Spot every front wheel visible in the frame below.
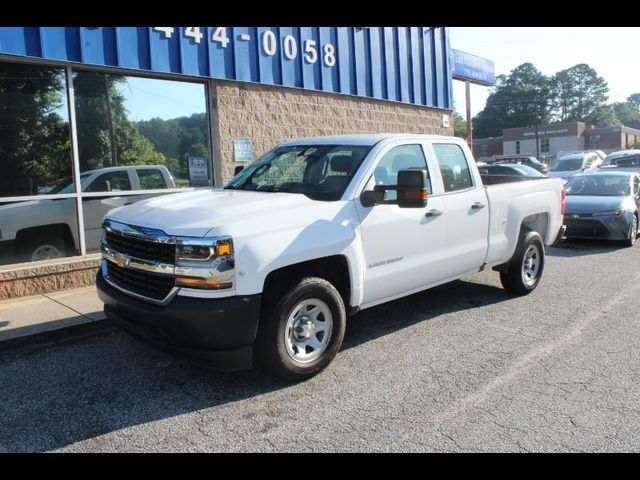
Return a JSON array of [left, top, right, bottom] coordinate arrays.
[[500, 230, 545, 295], [256, 277, 346, 381]]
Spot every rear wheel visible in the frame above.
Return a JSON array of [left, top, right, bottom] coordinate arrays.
[[500, 230, 545, 295], [20, 233, 67, 262], [623, 214, 638, 247], [256, 277, 346, 381]]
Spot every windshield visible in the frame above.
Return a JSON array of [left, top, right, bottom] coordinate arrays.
[[47, 173, 91, 194], [550, 157, 583, 172], [224, 144, 372, 201], [565, 175, 631, 197]]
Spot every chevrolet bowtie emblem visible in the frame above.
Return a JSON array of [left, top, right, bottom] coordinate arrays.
[[114, 255, 129, 267]]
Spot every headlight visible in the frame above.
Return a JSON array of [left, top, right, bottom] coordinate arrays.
[[175, 237, 235, 290], [592, 209, 623, 218]]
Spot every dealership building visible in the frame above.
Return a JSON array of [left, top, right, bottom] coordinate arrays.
[[474, 122, 640, 162], [0, 26, 456, 298]]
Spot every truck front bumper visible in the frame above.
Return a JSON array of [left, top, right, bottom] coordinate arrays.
[[96, 269, 261, 372]]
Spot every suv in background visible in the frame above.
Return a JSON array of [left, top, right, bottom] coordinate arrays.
[[602, 149, 640, 166], [493, 155, 549, 174], [548, 152, 602, 181]]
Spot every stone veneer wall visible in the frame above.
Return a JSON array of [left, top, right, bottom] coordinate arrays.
[[212, 80, 453, 184], [0, 255, 101, 300]]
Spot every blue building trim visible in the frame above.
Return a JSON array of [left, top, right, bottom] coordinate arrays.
[[0, 26, 452, 109]]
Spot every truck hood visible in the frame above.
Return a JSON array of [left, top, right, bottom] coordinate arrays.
[[106, 188, 345, 237]]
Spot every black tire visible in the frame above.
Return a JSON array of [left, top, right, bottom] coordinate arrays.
[[623, 214, 638, 247], [256, 277, 346, 382], [19, 232, 67, 262], [500, 230, 545, 296]]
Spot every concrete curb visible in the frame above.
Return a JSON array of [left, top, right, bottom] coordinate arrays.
[[0, 319, 116, 358]]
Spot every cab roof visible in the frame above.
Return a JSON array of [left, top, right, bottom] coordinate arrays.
[[280, 133, 458, 147]]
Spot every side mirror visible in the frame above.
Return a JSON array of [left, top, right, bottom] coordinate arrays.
[[234, 166, 245, 176], [360, 189, 385, 208], [397, 169, 429, 208]]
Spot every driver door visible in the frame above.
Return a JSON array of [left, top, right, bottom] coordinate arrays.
[[355, 143, 446, 307]]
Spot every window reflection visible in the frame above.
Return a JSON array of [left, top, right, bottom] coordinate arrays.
[[0, 199, 79, 265], [0, 61, 72, 197]]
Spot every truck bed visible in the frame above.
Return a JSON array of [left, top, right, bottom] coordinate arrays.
[[482, 176, 564, 267]]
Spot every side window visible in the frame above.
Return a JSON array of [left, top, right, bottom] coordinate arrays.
[[138, 169, 167, 190], [433, 144, 474, 192], [367, 144, 431, 201], [85, 171, 131, 193]]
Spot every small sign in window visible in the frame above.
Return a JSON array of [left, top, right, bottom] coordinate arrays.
[[234, 140, 254, 162], [188, 156, 209, 187]]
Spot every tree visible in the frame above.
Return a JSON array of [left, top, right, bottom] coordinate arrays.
[[472, 63, 552, 138], [612, 102, 640, 129], [73, 71, 167, 172], [453, 111, 467, 139], [0, 62, 71, 196], [584, 104, 620, 128], [628, 93, 640, 111], [551, 64, 608, 122]]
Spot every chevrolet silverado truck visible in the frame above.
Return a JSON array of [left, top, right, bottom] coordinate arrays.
[[97, 134, 566, 381]]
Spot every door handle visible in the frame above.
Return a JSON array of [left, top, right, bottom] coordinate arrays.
[[471, 202, 486, 209], [425, 209, 443, 217]]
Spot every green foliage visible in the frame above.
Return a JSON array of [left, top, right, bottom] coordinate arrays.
[[627, 93, 640, 111], [551, 64, 608, 121], [136, 113, 209, 180], [473, 63, 552, 138], [584, 104, 620, 128], [453, 111, 467, 138], [0, 62, 71, 195]]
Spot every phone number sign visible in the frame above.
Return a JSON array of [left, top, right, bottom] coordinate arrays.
[[0, 27, 453, 109]]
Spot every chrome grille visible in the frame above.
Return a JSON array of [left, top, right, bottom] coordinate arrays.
[[105, 230, 175, 264], [106, 261, 175, 301]]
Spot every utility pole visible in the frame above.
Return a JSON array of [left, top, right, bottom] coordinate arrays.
[[534, 93, 540, 160], [465, 81, 473, 151]]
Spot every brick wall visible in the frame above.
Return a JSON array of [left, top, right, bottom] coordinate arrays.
[[212, 80, 453, 184]]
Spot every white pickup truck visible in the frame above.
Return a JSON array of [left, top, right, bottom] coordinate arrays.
[[97, 134, 566, 380], [0, 165, 175, 263]]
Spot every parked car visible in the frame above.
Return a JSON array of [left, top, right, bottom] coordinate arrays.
[[97, 133, 565, 381], [601, 149, 640, 166], [478, 164, 546, 178], [492, 156, 549, 174], [0, 165, 176, 263], [563, 171, 640, 246], [548, 152, 601, 181]]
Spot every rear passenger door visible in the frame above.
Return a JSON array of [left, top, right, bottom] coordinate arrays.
[[430, 143, 489, 277]]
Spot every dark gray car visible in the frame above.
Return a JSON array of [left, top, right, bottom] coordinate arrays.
[[564, 172, 640, 247]]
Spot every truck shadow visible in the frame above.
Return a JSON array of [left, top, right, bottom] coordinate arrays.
[[0, 278, 510, 452], [547, 239, 627, 257]]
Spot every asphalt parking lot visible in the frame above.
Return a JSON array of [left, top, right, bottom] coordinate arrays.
[[1, 239, 639, 452]]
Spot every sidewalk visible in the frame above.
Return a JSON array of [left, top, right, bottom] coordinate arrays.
[[0, 286, 107, 345]]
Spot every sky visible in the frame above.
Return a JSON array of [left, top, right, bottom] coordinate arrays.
[[449, 27, 640, 119]]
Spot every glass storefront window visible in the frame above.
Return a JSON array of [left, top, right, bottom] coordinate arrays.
[[0, 61, 72, 197], [0, 60, 212, 267], [72, 71, 210, 188]]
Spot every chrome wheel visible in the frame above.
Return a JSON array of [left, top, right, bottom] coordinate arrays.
[[284, 298, 333, 364], [521, 244, 541, 287], [31, 244, 64, 262]]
